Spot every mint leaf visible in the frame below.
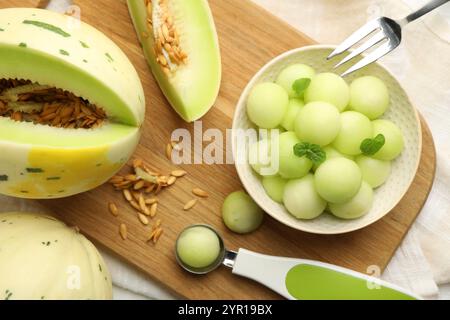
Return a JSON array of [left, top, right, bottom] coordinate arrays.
[[292, 78, 311, 96], [360, 134, 385, 155], [293, 142, 326, 165]]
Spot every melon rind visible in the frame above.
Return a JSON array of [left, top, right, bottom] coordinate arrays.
[[127, 0, 221, 122], [0, 212, 112, 300], [0, 122, 140, 199]]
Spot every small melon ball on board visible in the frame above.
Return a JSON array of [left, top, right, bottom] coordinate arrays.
[[177, 226, 221, 269], [222, 191, 264, 234], [313, 146, 354, 171], [314, 158, 362, 204], [294, 101, 341, 146], [355, 155, 391, 188], [248, 139, 274, 176], [372, 119, 404, 160], [333, 111, 373, 156], [349, 76, 390, 119], [246, 82, 288, 128], [275, 64, 316, 98], [278, 132, 313, 179], [283, 174, 327, 220], [262, 175, 288, 203], [305, 72, 350, 111], [329, 182, 374, 219], [280, 98, 304, 131]]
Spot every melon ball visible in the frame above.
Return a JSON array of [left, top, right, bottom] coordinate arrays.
[[372, 119, 404, 160], [248, 139, 274, 176], [283, 174, 327, 219], [278, 132, 313, 179], [262, 175, 288, 203], [246, 82, 289, 129], [333, 111, 373, 156], [314, 158, 362, 204], [222, 191, 264, 234], [280, 98, 304, 131], [313, 146, 354, 171], [305, 72, 350, 111], [294, 101, 341, 146], [275, 64, 316, 98], [355, 155, 391, 188], [177, 226, 221, 269], [349, 76, 389, 119], [329, 182, 374, 219]]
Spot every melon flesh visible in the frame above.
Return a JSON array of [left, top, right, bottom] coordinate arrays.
[[128, 0, 221, 122], [0, 8, 145, 199]]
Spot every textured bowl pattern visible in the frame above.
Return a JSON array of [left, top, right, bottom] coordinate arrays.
[[232, 45, 422, 234]]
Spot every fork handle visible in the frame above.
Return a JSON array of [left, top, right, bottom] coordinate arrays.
[[402, 0, 449, 25]]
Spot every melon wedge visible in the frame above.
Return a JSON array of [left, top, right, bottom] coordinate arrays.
[[0, 8, 145, 199], [127, 0, 221, 122]]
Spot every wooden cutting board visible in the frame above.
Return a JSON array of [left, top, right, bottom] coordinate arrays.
[[1, 0, 436, 299]]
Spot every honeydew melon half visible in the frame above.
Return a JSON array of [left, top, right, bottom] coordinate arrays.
[[0, 8, 145, 199], [127, 0, 221, 122]]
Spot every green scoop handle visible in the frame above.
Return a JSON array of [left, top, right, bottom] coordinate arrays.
[[231, 249, 420, 300]]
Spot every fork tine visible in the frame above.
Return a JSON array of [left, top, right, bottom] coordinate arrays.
[[340, 41, 393, 77], [327, 19, 380, 60], [334, 32, 386, 69]]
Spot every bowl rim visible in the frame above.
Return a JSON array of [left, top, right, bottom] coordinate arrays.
[[231, 44, 423, 235]]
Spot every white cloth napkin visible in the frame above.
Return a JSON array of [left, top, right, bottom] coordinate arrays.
[[1, 0, 449, 300]]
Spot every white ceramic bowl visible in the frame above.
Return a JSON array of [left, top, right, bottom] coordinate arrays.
[[232, 45, 422, 234]]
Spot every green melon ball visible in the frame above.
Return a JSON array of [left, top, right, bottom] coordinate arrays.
[[222, 191, 264, 234], [294, 101, 341, 146], [305, 72, 350, 111], [247, 82, 289, 128], [283, 174, 327, 219], [349, 76, 390, 120], [177, 226, 221, 269], [314, 158, 362, 204], [278, 132, 313, 179], [248, 139, 274, 176], [372, 119, 404, 160], [333, 111, 373, 156], [275, 64, 316, 98], [329, 182, 373, 219], [355, 155, 391, 188], [313, 146, 354, 171], [280, 98, 304, 131], [262, 175, 288, 203]]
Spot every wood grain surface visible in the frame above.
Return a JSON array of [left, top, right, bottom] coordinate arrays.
[[0, 0, 436, 299]]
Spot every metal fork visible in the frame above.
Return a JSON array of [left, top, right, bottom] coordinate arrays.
[[328, 0, 450, 77]]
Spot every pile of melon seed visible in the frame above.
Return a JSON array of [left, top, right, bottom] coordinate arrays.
[[108, 147, 209, 244], [144, 0, 188, 76]]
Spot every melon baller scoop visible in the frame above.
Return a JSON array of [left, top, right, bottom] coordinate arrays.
[[175, 224, 421, 300]]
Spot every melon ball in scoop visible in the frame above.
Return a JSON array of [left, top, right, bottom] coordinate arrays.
[[177, 226, 221, 269]]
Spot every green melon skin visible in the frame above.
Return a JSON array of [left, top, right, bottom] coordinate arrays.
[[0, 8, 145, 199], [127, 0, 221, 122]]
